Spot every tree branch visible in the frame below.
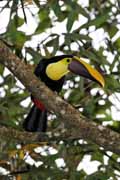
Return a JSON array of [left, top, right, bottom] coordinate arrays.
[[0, 40, 120, 154]]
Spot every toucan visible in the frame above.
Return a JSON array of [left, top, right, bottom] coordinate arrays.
[[23, 55, 105, 132]]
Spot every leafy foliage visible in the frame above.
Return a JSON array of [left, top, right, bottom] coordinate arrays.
[[0, 0, 120, 179]]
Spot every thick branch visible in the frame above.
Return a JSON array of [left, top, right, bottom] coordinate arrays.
[[0, 40, 120, 154], [0, 126, 40, 143], [0, 125, 90, 144]]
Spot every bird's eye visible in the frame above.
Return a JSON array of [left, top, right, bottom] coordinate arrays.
[[66, 59, 71, 63]]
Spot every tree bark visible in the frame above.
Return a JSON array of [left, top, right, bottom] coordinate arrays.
[[0, 40, 120, 154]]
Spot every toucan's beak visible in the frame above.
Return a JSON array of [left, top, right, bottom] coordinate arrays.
[[68, 56, 105, 87]]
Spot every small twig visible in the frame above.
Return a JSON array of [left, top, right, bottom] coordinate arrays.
[[20, 0, 27, 23]]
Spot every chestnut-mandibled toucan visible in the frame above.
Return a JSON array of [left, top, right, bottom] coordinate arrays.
[[23, 55, 105, 132]]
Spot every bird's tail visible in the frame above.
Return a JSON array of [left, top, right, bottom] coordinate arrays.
[[23, 105, 47, 132]]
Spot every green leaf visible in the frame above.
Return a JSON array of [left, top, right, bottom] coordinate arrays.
[[25, 47, 42, 64], [68, 33, 91, 41], [51, 1, 62, 20], [17, 17, 24, 27], [35, 17, 51, 34], [5, 19, 28, 48], [38, 8, 49, 21], [106, 24, 118, 38], [77, 4, 89, 18], [86, 171, 110, 180], [0, 65, 4, 75], [46, 37, 58, 47], [91, 150, 103, 163], [105, 75, 120, 91], [67, 12, 76, 32], [113, 37, 120, 48], [81, 10, 110, 29], [46, 36, 59, 55]]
